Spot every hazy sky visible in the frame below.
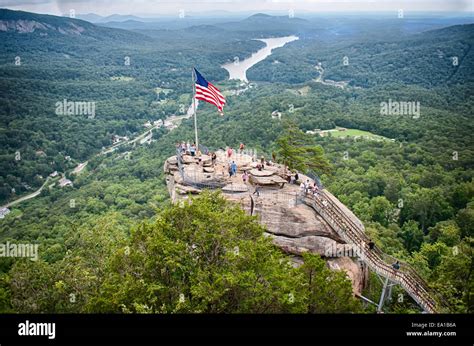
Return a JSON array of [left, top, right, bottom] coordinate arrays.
[[0, 0, 472, 17]]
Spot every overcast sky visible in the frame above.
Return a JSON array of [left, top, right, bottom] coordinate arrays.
[[0, 0, 472, 17]]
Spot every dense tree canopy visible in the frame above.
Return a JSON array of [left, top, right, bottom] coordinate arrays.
[[3, 192, 361, 314]]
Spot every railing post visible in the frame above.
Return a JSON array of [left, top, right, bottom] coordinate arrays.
[[377, 277, 390, 313]]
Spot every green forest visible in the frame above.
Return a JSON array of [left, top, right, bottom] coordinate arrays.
[[0, 9, 472, 314]]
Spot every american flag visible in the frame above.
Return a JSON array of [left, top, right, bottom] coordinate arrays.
[[194, 68, 226, 113]]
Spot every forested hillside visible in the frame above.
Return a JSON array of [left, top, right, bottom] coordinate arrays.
[[0, 9, 472, 313], [0, 9, 264, 202]]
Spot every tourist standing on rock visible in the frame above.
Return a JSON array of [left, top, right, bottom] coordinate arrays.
[[239, 143, 245, 153], [253, 184, 260, 197], [300, 182, 306, 194], [231, 161, 237, 177], [242, 170, 249, 183], [294, 172, 299, 183], [227, 147, 233, 158], [211, 152, 217, 166], [190, 143, 196, 157], [290, 174, 295, 184], [312, 183, 319, 196]]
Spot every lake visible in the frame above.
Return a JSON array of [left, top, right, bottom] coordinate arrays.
[[221, 35, 299, 82]]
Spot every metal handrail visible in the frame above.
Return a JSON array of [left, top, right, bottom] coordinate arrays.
[[175, 147, 225, 190], [301, 191, 443, 313], [303, 195, 432, 311], [313, 190, 448, 310], [314, 190, 424, 279], [306, 170, 324, 189]]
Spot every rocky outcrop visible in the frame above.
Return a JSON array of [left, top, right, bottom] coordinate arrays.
[[164, 149, 368, 294], [0, 20, 86, 35]]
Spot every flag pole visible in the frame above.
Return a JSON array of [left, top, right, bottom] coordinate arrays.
[[192, 68, 199, 150]]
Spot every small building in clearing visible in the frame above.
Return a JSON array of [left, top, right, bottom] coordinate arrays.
[[59, 178, 73, 188], [0, 207, 11, 219]]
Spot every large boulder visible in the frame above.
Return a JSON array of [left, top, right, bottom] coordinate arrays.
[[163, 150, 367, 294], [249, 169, 274, 177], [249, 174, 287, 186]]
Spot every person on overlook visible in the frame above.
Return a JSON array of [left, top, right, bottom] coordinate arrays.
[[253, 184, 260, 197], [231, 161, 237, 177], [227, 147, 233, 158], [294, 172, 299, 183], [239, 143, 245, 153], [211, 152, 217, 166], [186, 141, 191, 154], [312, 183, 319, 196], [242, 170, 249, 183], [300, 182, 306, 194], [190, 143, 196, 157], [197, 147, 203, 164]]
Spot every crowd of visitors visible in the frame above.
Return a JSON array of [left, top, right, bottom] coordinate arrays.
[[297, 179, 320, 196], [176, 141, 324, 201], [176, 141, 199, 157]]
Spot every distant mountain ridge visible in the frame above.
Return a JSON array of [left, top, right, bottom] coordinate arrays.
[[0, 9, 95, 35], [0, 9, 150, 42]]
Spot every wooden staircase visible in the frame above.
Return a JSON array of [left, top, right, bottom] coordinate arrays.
[[302, 190, 446, 313]]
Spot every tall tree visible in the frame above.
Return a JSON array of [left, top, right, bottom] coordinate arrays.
[[276, 121, 331, 174]]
